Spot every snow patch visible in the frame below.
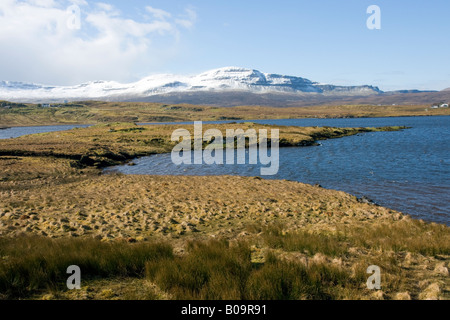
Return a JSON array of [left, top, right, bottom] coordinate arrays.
[[0, 67, 382, 102]]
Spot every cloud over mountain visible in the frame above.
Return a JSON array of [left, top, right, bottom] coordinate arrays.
[[0, 0, 196, 85]]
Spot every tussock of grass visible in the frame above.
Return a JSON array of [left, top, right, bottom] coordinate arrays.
[[0, 236, 173, 298], [342, 219, 450, 256], [259, 221, 450, 299], [263, 219, 450, 257], [146, 240, 252, 300], [246, 252, 355, 300], [146, 240, 360, 300], [263, 224, 348, 257], [1, 233, 448, 300]]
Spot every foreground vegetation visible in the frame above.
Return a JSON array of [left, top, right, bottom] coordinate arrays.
[[1, 100, 449, 127], [0, 123, 448, 300], [1, 220, 448, 300]]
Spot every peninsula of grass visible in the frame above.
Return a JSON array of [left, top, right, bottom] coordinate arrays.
[[0, 122, 408, 168]]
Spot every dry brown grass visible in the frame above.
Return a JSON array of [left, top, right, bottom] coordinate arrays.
[[0, 235, 173, 299], [1, 156, 448, 300], [2, 233, 448, 300], [0, 123, 448, 300], [0, 170, 402, 240]]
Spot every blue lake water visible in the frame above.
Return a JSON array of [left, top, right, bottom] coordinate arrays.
[[0, 124, 91, 139], [107, 116, 450, 225]]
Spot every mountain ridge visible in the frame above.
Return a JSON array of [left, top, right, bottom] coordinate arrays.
[[0, 67, 382, 102], [1, 67, 448, 107]]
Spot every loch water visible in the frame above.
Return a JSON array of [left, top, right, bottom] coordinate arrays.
[[106, 116, 450, 225]]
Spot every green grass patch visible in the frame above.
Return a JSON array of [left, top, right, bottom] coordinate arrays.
[[262, 219, 450, 257], [262, 224, 348, 257], [146, 240, 252, 300], [342, 219, 450, 256], [0, 236, 173, 298], [146, 240, 359, 300], [2, 231, 444, 300]]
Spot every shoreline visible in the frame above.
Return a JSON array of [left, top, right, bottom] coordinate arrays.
[[1, 101, 450, 128], [1, 171, 448, 300], [3, 122, 445, 227], [0, 123, 409, 167], [0, 121, 448, 300], [1, 113, 450, 129]]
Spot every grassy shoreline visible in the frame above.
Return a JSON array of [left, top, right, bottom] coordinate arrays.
[[0, 123, 448, 300], [0, 122, 408, 168]]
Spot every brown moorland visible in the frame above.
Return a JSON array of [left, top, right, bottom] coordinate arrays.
[[1, 100, 450, 127], [0, 123, 448, 300]]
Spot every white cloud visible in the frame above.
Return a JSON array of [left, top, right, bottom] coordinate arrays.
[[146, 6, 171, 20], [0, 0, 196, 85], [176, 8, 197, 29], [95, 2, 117, 14], [27, 0, 57, 7]]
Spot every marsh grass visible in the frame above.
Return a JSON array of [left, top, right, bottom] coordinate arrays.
[[1, 233, 446, 300], [263, 219, 450, 257], [146, 240, 252, 300], [0, 235, 173, 298], [260, 220, 450, 299], [342, 219, 450, 256], [349, 253, 413, 299], [262, 223, 348, 257], [145, 240, 361, 300], [245, 251, 358, 300]]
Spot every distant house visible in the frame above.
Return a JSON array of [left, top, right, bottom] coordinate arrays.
[[440, 103, 449, 108], [431, 105, 439, 109], [42, 103, 51, 108]]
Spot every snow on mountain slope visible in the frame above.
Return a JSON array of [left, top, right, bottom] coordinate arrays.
[[0, 67, 382, 102]]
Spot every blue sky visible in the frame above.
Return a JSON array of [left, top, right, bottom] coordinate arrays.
[[1, 0, 449, 90]]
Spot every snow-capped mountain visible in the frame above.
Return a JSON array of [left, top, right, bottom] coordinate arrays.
[[0, 67, 382, 103]]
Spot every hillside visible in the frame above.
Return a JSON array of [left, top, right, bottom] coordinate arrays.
[[1, 67, 448, 107], [0, 67, 383, 104]]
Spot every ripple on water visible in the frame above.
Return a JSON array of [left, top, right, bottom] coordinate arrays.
[[105, 116, 450, 225]]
